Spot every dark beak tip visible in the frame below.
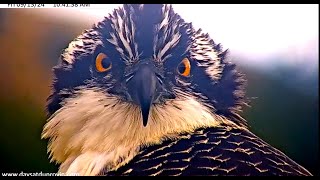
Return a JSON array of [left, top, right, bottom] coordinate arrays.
[[143, 120, 148, 127], [142, 107, 150, 127], [140, 92, 152, 127]]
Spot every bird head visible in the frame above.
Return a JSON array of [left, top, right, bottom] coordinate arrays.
[[43, 4, 247, 169], [46, 4, 246, 128]]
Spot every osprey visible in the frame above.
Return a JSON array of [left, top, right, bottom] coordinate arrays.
[[42, 4, 312, 176]]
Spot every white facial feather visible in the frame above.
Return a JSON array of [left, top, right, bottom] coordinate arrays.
[[42, 88, 226, 176], [190, 31, 224, 82], [107, 8, 140, 63], [63, 30, 102, 64], [153, 5, 182, 62]]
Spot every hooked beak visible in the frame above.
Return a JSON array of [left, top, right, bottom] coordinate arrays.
[[127, 63, 161, 127]]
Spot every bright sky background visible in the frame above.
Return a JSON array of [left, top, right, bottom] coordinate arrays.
[[39, 4, 318, 71]]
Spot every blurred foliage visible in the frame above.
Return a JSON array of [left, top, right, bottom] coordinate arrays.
[[239, 65, 319, 175], [0, 9, 318, 175], [0, 98, 57, 173]]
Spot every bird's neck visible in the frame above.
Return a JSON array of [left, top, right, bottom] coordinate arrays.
[[42, 88, 226, 175]]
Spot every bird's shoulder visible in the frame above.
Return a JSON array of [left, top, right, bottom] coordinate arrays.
[[104, 126, 311, 176]]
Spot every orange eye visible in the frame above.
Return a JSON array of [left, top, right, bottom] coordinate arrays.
[[177, 58, 191, 77], [95, 53, 112, 72]]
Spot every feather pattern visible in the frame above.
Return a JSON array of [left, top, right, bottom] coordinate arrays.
[[153, 5, 182, 62], [105, 127, 312, 176], [107, 6, 140, 63]]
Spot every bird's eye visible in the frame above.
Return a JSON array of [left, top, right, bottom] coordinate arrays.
[[177, 58, 191, 77], [95, 53, 112, 72]]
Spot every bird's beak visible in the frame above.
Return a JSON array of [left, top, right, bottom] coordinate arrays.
[[127, 64, 160, 127]]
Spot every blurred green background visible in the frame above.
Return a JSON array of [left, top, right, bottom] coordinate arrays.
[[0, 7, 318, 175]]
